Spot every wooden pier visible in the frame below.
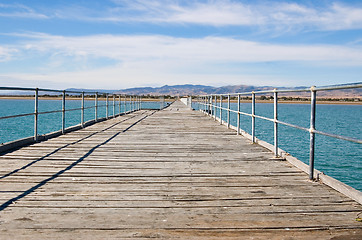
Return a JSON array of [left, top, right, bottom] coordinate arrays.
[[0, 101, 361, 239]]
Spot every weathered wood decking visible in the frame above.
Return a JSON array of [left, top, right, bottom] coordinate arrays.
[[0, 101, 361, 239]]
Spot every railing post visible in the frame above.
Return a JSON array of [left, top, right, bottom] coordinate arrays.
[[128, 95, 130, 112], [227, 94, 230, 128], [123, 95, 125, 113], [62, 90, 66, 134], [201, 97, 203, 113], [135, 96, 137, 110], [81, 92, 84, 128], [207, 96, 211, 115], [105, 94, 108, 118], [137, 96, 140, 110], [113, 95, 115, 117], [309, 86, 317, 180], [219, 95, 222, 124], [119, 95, 121, 115], [251, 92, 255, 143], [237, 94, 240, 135], [203, 96, 205, 113], [207, 96, 209, 115], [274, 89, 279, 157], [124, 95, 126, 113], [208, 96, 210, 115], [34, 88, 39, 142], [210, 96, 213, 117], [95, 93, 98, 122], [206, 96, 208, 113], [214, 95, 216, 120], [209, 96, 212, 117], [210, 96, 212, 115]]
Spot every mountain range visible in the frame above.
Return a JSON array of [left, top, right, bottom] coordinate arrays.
[[67, 83, 361, 98]]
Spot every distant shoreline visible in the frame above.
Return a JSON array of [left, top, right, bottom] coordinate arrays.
[[200, 99, 361, 105], [0, 96, 360, 105], [0, 96, 169, 102], [234, 99, 361, 105]]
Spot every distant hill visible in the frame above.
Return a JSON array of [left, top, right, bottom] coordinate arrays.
[[64, 85, 277, 96], [1, 84, 359, 98], [114, 84, 281, 95], [113, 84, 361, 98], [115, 84, 215, 95]]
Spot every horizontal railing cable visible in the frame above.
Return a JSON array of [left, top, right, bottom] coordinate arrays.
[[196, 83, 362, 180], [0, 86, 171, 149]]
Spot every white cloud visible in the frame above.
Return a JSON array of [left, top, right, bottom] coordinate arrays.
[[0, 3, 48, 19], [66, 0, 362, 31], [319, 3, 362, 30], [2, 1, 362, 31], [14, 33, 362, 65], [163, 1, 259, 26], [0, 64, 291, 89], [0, 46, 16, 62], [65, 0, 266, 26]]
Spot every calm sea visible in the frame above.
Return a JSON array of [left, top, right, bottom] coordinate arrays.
[[0, 99, 164, 143], [0, 99, 361, 191]]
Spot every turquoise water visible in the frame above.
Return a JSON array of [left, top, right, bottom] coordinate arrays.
[[193, 102, 361, 191], [0, 99, 361, 191], [0, 99, 165, 144]]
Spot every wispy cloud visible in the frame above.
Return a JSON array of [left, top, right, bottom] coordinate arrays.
[[53, 0, 362, 31], [320, 3, 362, 30], [2, 1, 362, 31], [267, 2, 362, 31], [0, 3, 48, 19], [12, 32, 362, 65], [0, 63, 293, 89], [0, 45, 16, 62], [108, 0, 260, 26]]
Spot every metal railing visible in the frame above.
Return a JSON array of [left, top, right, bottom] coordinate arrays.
[[196, 83, 362, 180], [0, 87, 144, 149]]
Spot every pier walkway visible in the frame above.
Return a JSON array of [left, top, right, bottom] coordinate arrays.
[[0, 101, 361, 239]]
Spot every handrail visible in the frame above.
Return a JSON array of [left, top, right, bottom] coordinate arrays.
[[0, 86, 146, 148], [196, 83, 362, 180]]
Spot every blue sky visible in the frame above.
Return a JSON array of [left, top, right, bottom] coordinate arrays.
[[0, 0, 362, 89]]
